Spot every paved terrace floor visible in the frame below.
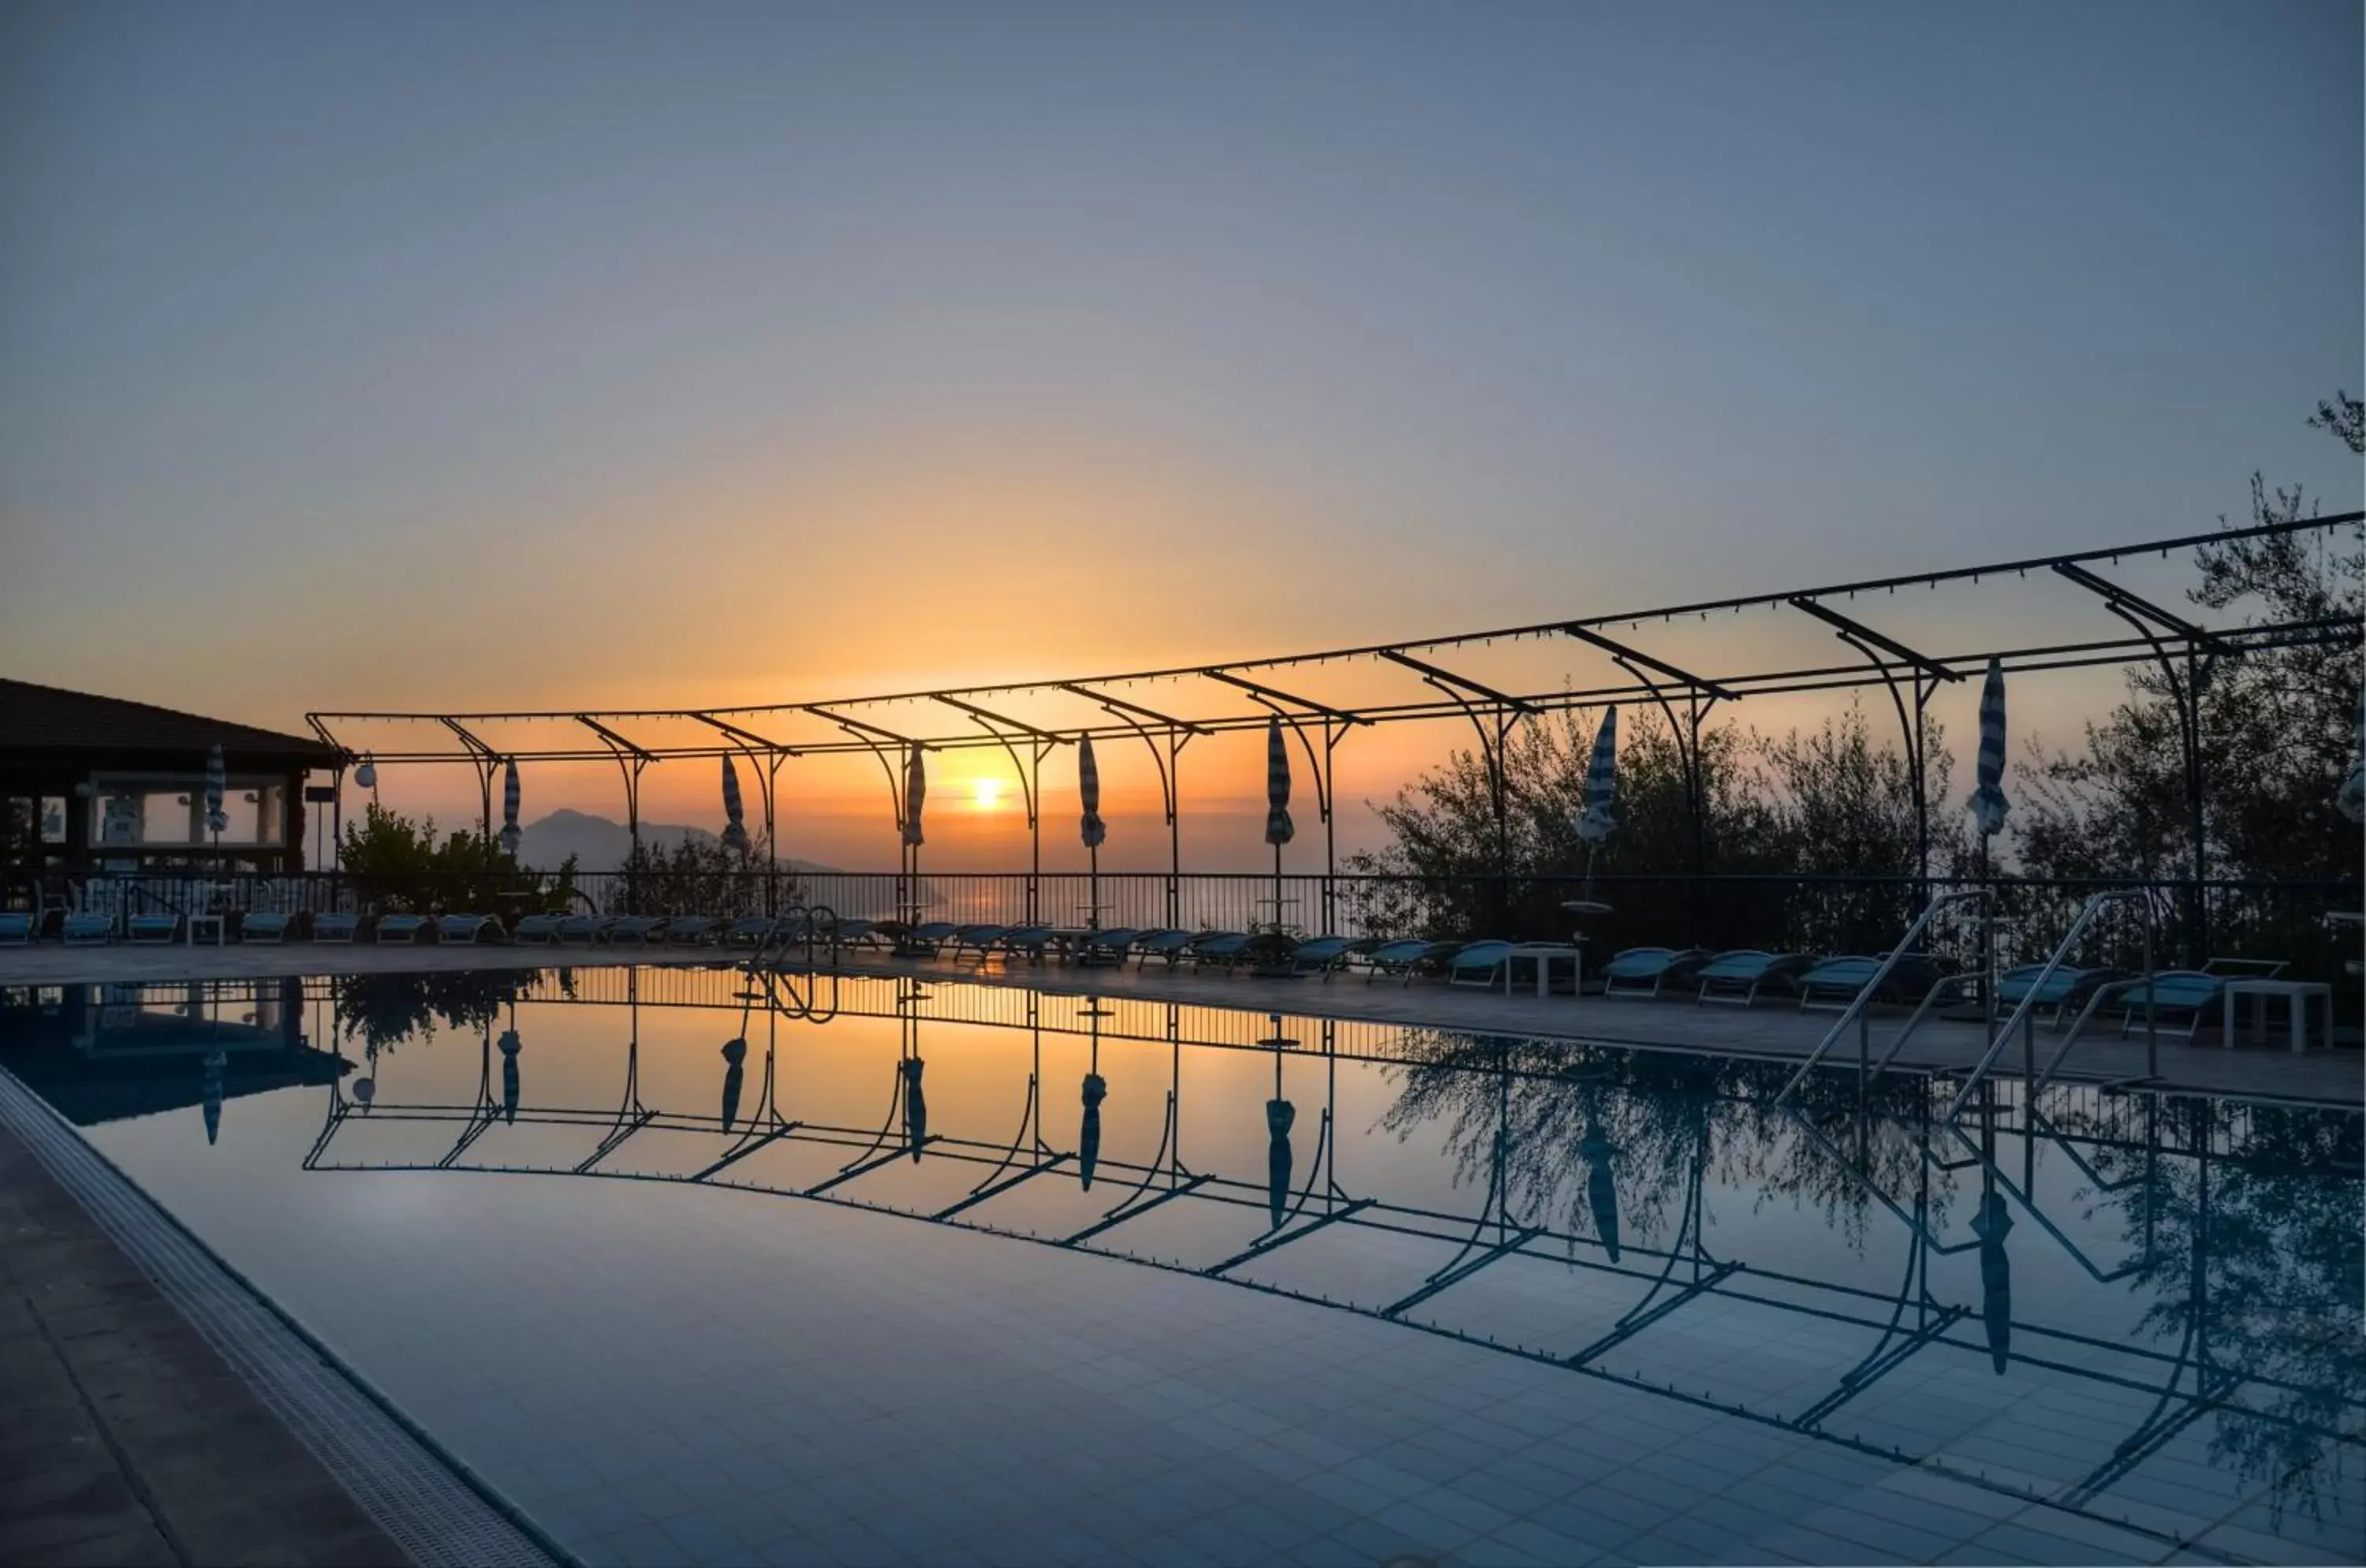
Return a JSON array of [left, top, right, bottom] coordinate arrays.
[[6, 943, 2357, 1107], [0, 1113, 409, 1568]]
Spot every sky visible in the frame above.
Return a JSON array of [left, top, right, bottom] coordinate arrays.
[[2, 1, 2358, 868]]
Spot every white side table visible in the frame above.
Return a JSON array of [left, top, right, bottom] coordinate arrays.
[[2220, 979, 2333, 1054], [1508, 943, 1582, 998]]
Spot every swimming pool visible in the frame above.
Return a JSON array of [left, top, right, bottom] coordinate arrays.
[[3, 967, 2358, 1567]]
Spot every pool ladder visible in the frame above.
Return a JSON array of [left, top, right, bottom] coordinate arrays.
[[1939, 887, 2159, 1126], [1773, 890, 1987, 1107]]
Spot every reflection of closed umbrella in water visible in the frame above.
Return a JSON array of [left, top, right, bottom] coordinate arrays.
[[1579, 1122, 1620, 1262], [201, 1048, 226, 1146], [1080, 1072, 1106, 1191], [498, 1027, 522, 1124], [1265, 1098, 1296, 1230], [1971, 1190, 2013, 1374], [901, 1056, 927, 1160], [720, 1037, 748, 1132]]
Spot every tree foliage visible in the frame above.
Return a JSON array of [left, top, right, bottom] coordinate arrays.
[[337, 802, 577, 916]]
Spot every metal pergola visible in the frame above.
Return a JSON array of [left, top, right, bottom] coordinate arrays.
[[307, 513, 2363, 935], [289, 969, 2362, 1554]]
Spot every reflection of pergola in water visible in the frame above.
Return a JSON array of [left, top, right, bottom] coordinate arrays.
[[303, 511, 2362, 938], [299, 973, 2360, 1538]]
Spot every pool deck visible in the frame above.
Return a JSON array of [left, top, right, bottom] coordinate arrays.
[[6, 943, 2359, 1107], [0, 1112, 410, 1568]]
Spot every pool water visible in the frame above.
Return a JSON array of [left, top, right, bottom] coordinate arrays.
[[2, 967, 2359, 1568]]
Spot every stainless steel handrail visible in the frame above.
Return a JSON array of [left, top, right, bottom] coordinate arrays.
[[1941, 887, 2155, 1122], [1773, 889, 1987, 1105]]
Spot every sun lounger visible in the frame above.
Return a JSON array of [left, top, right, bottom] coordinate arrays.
[[0, 912, 34, 946], [513, 913, 568, 945], [823, 915, 880, 947], [1188, 931, 1253, 972], [665, 916, 720, 946], [1358, 939, 1464, 984], [62, 913, 112, 945], [2095, 959, 2287, 1040], [1131, 929, 1197, 968], [436, 914, 502, 944], [1077, 928, 1141, 965], [313, 913, 361, 943], [239, 910, 297, 944], [1446, 939, 1517, 990], [1994, 963, 2122, 1023], [604, 915, 669, 944], [948, 924, 1009, 960], [897, 920, 961, 956], [557, 913, 611, 944], [726, 915, 778, 946], [998, 924, 1057, 961], [1797, 953, 1948, 1012], [375, 913, 431, 943], [1286, 935, 1352, 978], [1695, 950, 1812, 1006], [1601, 947, 1712, 1000]]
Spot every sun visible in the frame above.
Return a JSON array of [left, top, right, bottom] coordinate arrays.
[[971, 778, 1004, 809]]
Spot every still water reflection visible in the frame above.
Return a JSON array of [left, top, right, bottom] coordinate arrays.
[[2, 966, 2360, 1562]]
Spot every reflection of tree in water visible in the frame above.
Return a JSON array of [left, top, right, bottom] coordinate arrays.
[[1381, 1032, 1960, 1256], [334, 972, 538, 1055], [2071, 1098, 2364, 1527]]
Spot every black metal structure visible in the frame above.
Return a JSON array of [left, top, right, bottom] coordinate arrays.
[[308, 515, 2363, 939]]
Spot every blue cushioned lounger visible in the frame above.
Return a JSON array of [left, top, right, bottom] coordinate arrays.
[[1694, 950, 1812, 1006], [240, 911, 297, 944], [558, 913, 610, 943], [1288, 935, 1351, 978], [897, 920, 961, 955], [999, 924, 1057, 961], [62, 913, 112, 945], [513, 913, 567, 944], [1077, 928, 1141, 965], [1600, 947, 1711, 999], [605, 915, 669, 944], [1131, 929, 1196, 968], [375, 913, 431, 943], [662, 916, 718, 946], [436, 914, 500, 944], [948, 924, 1009, 959], [312, 913, 361, 943], [1795, 953, 1947, 1012], [0, 912, 36, 945], [1446, 940, 1517, 990], [1359, 939, 1462, 984], [1188, 931, 1253, 972]]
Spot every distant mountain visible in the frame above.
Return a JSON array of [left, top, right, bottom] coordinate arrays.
[[517, 809, 838, 874]]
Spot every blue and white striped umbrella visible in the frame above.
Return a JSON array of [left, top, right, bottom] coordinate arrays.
[[1967, 658, 2010, 838], [1263, 719, 1294, 846], [499, 758, 522, 857], [720, 754, 751, 853], [1575, 707, 1618, 844], [498, 1026, 522, 1125], [1078, 735, 1106, 849], [2339, 683, 2364, 826], [203, 744, 229, 835], [902, 745, 927, 846]]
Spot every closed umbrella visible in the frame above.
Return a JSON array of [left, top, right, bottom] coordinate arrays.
[[2339, 684, 2364, 825], [902, 745, 927, 846], [1572, 707, 1618, 909], [1079, 735, 1105, 926], [500, 758, 522, 858], [203, 745, 229, 836], [1264, 718, 1293, 928], [1967, 659, 2010, 1017], [721, 755, 750, 853], [1968, 659, 2010, 838]]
